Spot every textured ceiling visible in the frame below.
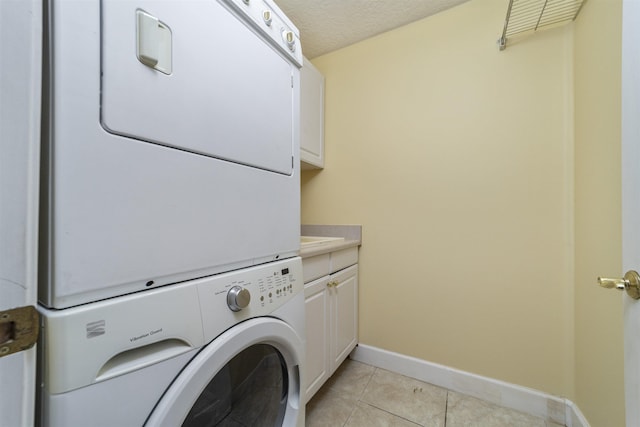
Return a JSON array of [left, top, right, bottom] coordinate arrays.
[[274, 0, 471, 59]]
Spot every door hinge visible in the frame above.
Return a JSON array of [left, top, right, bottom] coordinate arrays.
[[0, 306, 39, 358]]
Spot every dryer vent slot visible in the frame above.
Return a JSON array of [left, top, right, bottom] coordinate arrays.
[[96, 338, 192, 382]]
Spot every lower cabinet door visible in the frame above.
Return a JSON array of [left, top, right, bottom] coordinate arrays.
[[304, 276, 330, 403], [330, 265, 358, 369]]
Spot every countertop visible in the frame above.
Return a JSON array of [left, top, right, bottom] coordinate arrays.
[[299, 224, 362, 259], [299, 238, 360, 259]]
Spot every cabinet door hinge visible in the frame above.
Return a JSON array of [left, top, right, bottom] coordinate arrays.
[[0, 306, 39, 358]]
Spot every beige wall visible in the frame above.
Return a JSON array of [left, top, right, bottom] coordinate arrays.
[[574, 0, 624, 425], [302, 0, 624, 423], [303, 0, 575, 396]]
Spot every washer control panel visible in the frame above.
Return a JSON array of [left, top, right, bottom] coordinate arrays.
[[197, 257, 303, 342], [39, 257, 303, 394]]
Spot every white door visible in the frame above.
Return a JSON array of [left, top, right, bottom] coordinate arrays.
[[0, 0, 42, 425], [622, 1, 640, 425]]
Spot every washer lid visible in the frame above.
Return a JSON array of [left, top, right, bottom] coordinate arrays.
[[100, 0, 297, 175]]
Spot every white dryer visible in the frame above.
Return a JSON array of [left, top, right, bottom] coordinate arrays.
[[40, 0, 303, 309], [38, 257, 305, 427]]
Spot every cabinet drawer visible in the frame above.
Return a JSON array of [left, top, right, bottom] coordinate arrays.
[[302, 253, 330, 283], [330, 247, 358, 272]]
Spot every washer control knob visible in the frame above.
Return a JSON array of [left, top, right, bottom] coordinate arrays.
[[282, 30, 296, 51], [227, 286, 251, 312]]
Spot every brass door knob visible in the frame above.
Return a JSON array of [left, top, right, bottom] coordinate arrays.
[[598, 270, 640, 299]]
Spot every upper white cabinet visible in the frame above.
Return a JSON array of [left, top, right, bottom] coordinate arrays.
[[300, 57, 324, 169]]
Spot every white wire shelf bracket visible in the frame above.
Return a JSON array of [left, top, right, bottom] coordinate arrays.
[[498, 0, 586, 50]]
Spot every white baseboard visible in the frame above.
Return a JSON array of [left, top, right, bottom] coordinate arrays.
[[350, 344, 590, 427]]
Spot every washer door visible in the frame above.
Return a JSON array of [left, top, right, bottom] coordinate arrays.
[[146, 318, 304, 427]]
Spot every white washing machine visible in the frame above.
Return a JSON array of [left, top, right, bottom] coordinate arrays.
[[37, 257, 305, 427], [40, 0, 303, 309]]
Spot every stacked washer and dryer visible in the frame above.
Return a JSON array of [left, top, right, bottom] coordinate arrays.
[[37, 0, 305, 425]]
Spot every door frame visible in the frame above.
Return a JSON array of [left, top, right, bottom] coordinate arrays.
[[0, 0, 42, 425], [621, 0, 640, 425]]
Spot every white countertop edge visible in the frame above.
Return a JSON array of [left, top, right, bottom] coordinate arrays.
[[299, 238, 360, 259], [299, 224, 362, 258]]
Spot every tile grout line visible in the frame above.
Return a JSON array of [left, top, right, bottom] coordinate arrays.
[[311, 358, 562, 427], [357, 365, 377, 400], [443, 390, 449, 427], [341, 363, 378, 427], [357, 401, 423, 426], [341, 401, 357, 427], [356, 364, 442, 427]]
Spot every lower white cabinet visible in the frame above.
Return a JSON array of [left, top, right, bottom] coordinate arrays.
[[303, 247, 358, 403]]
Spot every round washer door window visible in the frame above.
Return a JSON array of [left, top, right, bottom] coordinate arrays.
[[183, 343, 287, 426], [146, 318, 304, 427]]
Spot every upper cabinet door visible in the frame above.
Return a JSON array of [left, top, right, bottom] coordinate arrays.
[[300, 57, 325, 169]]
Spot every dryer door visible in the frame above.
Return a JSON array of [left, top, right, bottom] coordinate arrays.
[[101, 0, 297, 175], [146, 318, 304, 427]]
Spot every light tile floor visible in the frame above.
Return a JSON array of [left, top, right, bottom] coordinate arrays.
[[305, 359, 565, 427]]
